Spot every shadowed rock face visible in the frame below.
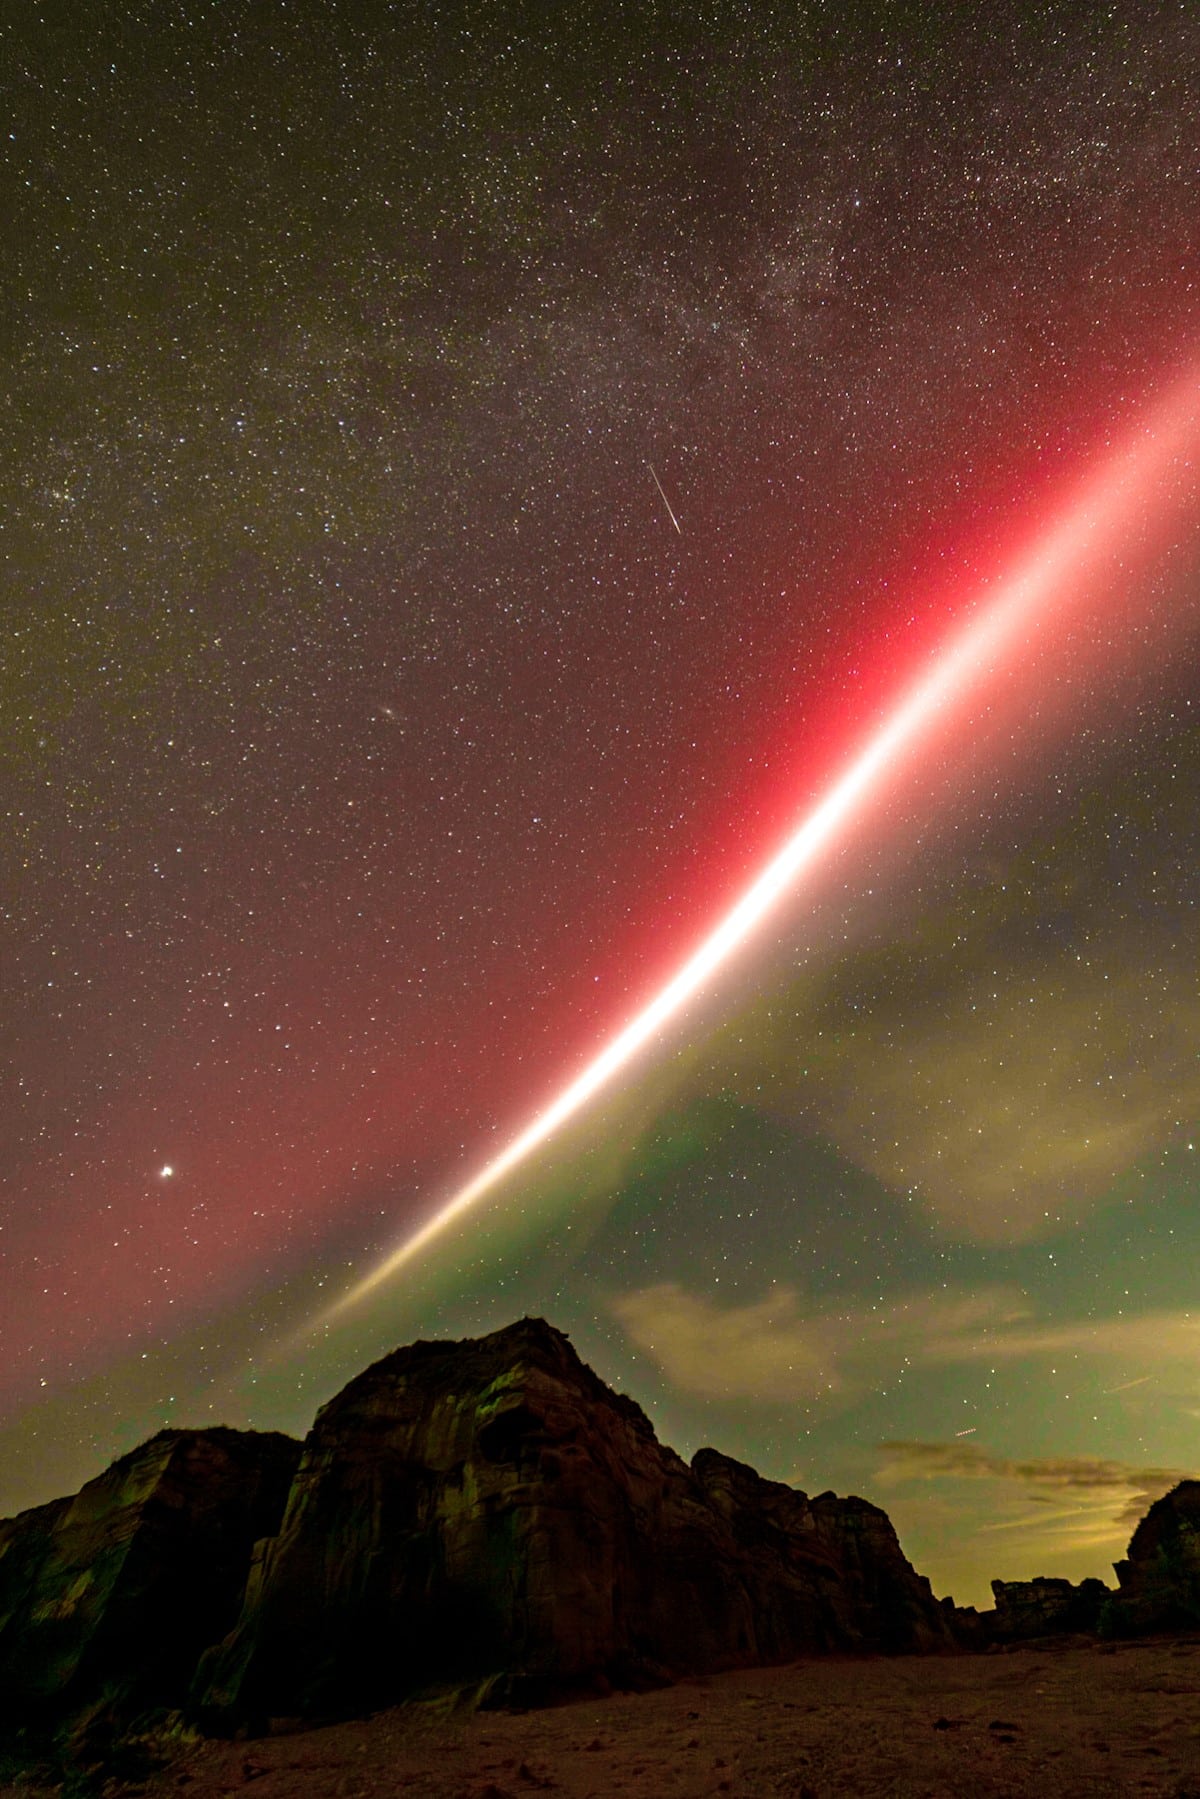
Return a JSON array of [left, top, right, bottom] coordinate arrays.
[[193, 1318, 956, 1724], [989, 1575, 1111, 1640], [0, 1428, 300, 1726], [1104, 1480, 1200, 1636]]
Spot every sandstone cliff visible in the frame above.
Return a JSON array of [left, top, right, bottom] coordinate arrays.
[[192, 1317, 956, 1725], [0, 1426, 300, 1729]]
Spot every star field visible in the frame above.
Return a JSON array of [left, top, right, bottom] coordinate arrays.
[[3, 1, 1200, 1605]]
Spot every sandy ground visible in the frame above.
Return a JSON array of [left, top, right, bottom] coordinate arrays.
[[7, 1636, 1200, 1798]]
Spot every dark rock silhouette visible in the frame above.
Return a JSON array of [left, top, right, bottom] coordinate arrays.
[[192, 1318, 956, 1724], [989, 1575, 1111, 1640], [9, 1315, 1191, 1763], [0, 1427, 300, 1730], [1102, 1479, 1200, 1635]]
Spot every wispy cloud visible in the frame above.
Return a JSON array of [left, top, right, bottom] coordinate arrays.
[[875, 1439, 1194, 1531], [611, 1278, 1199, 1408], [921, 1310, 1200, 1367], [611, 1282, 838, 1403], [712, 888, 1200, 1247]]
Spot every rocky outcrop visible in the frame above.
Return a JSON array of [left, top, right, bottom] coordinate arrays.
[[6, 1317, 1197, 1758], [989, 1575, 1111, 1640], [0, 1427, 300, 1729], [193, 1318, 956, 1725], [691, 1450, 953, 1658], [1102, 1480, 1200, 1636]]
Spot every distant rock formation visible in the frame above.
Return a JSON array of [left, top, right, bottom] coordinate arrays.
[[1102, 1480, 1200, 1636], [0, 1427, 300, 1731], [193, 1318, 956, 1725], [989, 1575, 1111, 1641]]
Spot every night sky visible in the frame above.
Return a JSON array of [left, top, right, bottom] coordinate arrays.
[[5, 1, 1200, 1608]]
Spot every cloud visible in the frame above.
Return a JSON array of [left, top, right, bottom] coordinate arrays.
[[917, 1307, 1200, 1367], [707, 753, 1200, 1247], [611, 1278, 1200, 1409], [810, 953, 1200, 1243], [610, 1280, 1036, 1404], [610, 1281, 836, 1403], [874, 1439, 1194, 1531]]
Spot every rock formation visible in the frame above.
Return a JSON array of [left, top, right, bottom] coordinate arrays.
[[5, 1316, 1198, 1773], [1102, 1480, 1200, 1636], [0, 1426, 300, 1730], [989, 1575, 1111, 1640], [192, 1317, 956, 1726]]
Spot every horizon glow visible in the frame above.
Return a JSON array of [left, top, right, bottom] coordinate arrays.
[[320, 368, 1200, 1325]]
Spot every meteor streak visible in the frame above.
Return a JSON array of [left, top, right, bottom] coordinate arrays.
[[324, 369, 1200, 1322], [649, 462, 683, 534]]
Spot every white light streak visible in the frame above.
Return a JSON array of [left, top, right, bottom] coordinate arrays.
[[321, 369, 1200, 1322], [649, 462, 683, 534]]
